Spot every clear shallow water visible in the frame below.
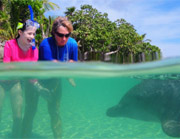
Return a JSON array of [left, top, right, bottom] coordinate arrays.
[[0, 57, 180, 138]]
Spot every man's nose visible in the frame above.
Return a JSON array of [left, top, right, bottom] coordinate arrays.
[[62, 36, 67, 40]]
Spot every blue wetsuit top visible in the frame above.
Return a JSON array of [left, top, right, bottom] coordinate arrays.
[[39, 37, 78, 61]]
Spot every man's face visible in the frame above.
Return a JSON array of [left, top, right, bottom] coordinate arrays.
[[55, 26, 70, 46]]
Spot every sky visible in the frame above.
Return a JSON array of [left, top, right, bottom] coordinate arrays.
[[45, 0, 180, 58]]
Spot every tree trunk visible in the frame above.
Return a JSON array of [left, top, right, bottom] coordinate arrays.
[[142, 52, 145, 62], [130, 52, 134, 63]]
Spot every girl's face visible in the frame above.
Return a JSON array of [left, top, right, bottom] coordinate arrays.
[[19, 27, 37, 46]]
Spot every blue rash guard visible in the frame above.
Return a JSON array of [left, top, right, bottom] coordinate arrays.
[[39, 37, 78, 61]]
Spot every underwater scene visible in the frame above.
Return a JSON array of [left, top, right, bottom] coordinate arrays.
[[0, 57, 180, 138]]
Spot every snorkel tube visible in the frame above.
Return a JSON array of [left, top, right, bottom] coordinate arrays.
[[28, 5, 36, 50]]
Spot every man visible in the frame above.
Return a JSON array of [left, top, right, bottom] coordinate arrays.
[[39, 16, 78, 62], [39, 17, 78, 138]]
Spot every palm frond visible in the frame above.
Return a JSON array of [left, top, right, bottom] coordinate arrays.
[[43, 1, 60, 11]]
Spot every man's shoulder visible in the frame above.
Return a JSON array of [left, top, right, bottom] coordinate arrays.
[[40, 37, 54, 46], [41, 37, 53, 43], [68, 37, 77, 42], [67, 37, 78, 46]]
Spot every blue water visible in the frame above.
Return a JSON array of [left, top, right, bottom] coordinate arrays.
[[0, 57, 180, 138]]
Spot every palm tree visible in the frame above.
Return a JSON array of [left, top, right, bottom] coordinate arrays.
[[40, 0, 60, 39], [42, 0, 60, 11], [65, 7, 76, 17]]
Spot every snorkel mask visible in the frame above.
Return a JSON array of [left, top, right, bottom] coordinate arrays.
[[17, 19, 40, 30], [26, 19, 40, 29], [17, 5, 39, 50]]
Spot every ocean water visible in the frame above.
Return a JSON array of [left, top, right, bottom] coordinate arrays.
[[0, 57, 180, 138]]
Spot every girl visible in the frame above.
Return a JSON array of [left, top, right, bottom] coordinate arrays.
[[0, 19, 39, 138]]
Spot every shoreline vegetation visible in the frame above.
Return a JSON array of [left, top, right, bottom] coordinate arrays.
[[0, 0, 161, 63]]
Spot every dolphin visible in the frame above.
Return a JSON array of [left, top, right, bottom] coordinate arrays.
[[106, 79, 180, 137]]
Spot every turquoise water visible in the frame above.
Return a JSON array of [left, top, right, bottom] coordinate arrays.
[[0, 57, 180, 138]]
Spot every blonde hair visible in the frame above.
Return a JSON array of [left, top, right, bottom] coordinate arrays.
[[51, 16, 73, 37]]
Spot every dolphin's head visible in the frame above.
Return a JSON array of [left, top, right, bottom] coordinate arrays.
[[106, 104, 123, 117]]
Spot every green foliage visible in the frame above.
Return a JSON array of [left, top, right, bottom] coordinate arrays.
[[0, 0, 59, 45], [65, 4, 161, 61], [10, 0, 44, 31], [66, 5, 115, 54], [0, 0, 44, 41]]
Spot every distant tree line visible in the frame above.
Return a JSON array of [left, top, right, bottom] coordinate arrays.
[[65, 5, 161, 63], [0, 0, 161, 63]]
